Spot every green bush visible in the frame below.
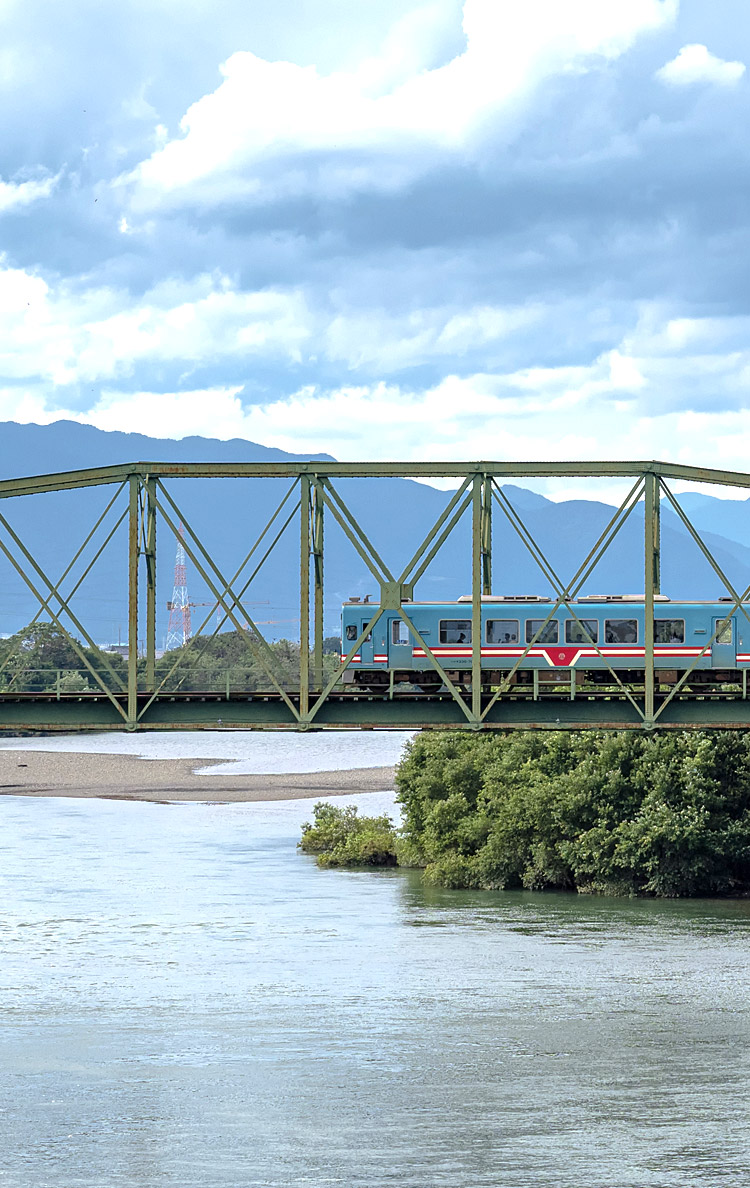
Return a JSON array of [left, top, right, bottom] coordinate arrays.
[[299, 802, 398, 868], [395, 730, 750, 897]]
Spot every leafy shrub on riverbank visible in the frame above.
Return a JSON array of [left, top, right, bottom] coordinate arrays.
[[300, 802, 399, 867], [394, 731, 750, 896]]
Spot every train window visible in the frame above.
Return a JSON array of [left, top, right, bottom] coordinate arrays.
[[716, 619, 733, 645], [439, 619, 472, 644], [525, 619, 559, 644], [565, 619, 598, 644], [605, 618, 638, 644], [345, 624, 357, 641], [654, 619, 684, 644], [361, 624, 372, 642], [486, 619, 519, 644], [391, 620, 410, 645]]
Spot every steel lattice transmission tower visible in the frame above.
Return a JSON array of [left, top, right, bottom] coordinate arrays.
[[165, 524, 192, 650]]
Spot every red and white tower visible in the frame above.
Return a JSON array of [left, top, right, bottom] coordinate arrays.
[[165, 524, 192, 650]]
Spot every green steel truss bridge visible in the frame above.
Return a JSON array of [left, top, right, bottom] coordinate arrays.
[[2, 459, 750, 734]]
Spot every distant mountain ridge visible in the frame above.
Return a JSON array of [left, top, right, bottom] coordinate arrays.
[[0, 419, 335, 475], [1, 420, 749, 644]]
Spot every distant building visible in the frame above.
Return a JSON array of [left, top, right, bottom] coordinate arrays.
[[102, 644, 165, 659], [104, 644, 129, 658]]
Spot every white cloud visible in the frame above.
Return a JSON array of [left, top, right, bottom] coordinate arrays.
[[126, 0, 677, 206], [0, 262, 315, 385], [5, 306, 750, 482], [42, 361, 750, 493], [656, 43, 745, 87], [0, 172, 59, 213], [82, 386, 247, 438], [0, 258, 557, 385], [324, 302, 543, 371]]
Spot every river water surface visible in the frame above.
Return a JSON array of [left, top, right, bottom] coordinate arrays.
[[1, 776, 749, 1185]]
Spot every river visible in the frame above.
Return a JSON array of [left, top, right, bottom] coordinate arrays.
[[1, 757, 749, 1185]]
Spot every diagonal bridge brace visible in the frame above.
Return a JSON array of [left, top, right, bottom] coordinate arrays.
[[303, 606, 386, 726], [661, 481, 750, 635], [153, 483, 301, 720], [303, 476, 479, 723], [0, 509, 129, 717], [0, 483, 127, 689], [654, 597, 750, 722], [653, 480, 750, 721], [397, 477, 474, 589], [139, 480, 301, 710], [480, 478, 647, 722], [319, 477, 395, 587]]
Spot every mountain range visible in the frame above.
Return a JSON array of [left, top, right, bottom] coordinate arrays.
[[1, 420, 749, 646]]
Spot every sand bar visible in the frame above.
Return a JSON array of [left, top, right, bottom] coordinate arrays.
[[0, 748, 395, 803]]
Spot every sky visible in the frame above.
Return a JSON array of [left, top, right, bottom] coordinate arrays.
[[2, 0, 750, 492]]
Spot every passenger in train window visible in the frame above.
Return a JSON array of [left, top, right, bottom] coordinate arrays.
[[654, 619, 685, 644], [486, 619, 519, 644], [565, 619, 598, 644], [604, 618, 638, 644], [440, 619, 472, 644], [525, 619, 559, 644]]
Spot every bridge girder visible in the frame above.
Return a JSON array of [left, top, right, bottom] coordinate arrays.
[[0, 459, 749, 732]]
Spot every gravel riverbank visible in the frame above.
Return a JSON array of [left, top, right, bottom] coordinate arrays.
[[0, 749, 395, 802]]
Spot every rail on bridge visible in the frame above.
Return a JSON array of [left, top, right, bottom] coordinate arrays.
[[1, 458, 750, 733]]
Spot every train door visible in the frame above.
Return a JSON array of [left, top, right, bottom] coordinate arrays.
[[389, 616, 412, 670], [359, 617, 375, 665], [712, 616, 735, 668]]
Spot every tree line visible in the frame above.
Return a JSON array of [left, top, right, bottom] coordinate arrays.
[[0, 623, 342, 693]]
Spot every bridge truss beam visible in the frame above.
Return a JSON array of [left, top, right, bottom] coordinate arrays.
[[0, 459, 748, 732]]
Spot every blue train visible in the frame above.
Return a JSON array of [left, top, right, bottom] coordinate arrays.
[[340, 595, 750, 689]]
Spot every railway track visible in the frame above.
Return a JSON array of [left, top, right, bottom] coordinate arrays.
[[2, 684, 750, 731]]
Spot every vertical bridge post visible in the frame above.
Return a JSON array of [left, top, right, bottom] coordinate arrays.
[[472, 474, 483, 722], [127, 473, 140, 729], [145, 477, 157, 691], [300, 474, 311, 718], [644, 471, 660, 726], [312, 477, 324, 690], [481, 474, 492, 595]]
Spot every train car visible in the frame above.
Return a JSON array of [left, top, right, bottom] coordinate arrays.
[[340, 595, 749, 690]]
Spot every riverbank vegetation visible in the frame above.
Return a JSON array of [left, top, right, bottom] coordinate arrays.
[[302, 730, 750, 897], [0, 624, 342, 694], [299, 801, 398, 867]]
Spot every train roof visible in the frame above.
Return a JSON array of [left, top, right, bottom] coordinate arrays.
[[343, 595, 741, 607]]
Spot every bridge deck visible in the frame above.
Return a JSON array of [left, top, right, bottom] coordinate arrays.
[[2, 689, 750, 731]]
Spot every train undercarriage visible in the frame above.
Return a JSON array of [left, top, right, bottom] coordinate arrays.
[[349, 668, 747, 695]]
